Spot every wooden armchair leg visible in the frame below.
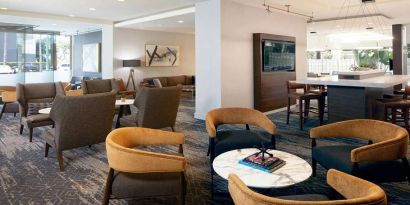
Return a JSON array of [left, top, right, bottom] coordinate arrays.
[[29, 128, 33, 142], [19, 125, 24, 135], [299, 99, 303, 130], [286, 97, 290, 124], [45, 143, 51, 157], [0, 102, 6, 120], [401, 158, 410, 184], [57, 151, 64, 171], [102, 168, 114, 205]]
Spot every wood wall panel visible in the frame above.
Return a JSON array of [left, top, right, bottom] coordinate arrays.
[[254, 33, 296, 112]]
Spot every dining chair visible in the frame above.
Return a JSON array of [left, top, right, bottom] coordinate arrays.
[[103, 127, 186, 205]]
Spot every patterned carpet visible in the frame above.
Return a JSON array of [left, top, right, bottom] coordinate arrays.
[[0, 97, 410, 205]]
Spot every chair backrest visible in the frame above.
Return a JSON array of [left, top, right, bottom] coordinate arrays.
[[0, 86, 16, 93], [134, 85, 182, 129], [82, 79, 116, 94], [0, 86, 17, 103], [50, 92, 116, 151], [106, 127, 186, 173], [206, 107, 276, 137], [16, 82, 65, 117], [287, 81, 306, 94], [228, 169, 387, 205]]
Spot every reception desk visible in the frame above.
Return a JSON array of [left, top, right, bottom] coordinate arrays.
[[295, 75, 410, 122]]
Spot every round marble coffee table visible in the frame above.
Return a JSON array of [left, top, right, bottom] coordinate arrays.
[[213, 148, 312, 188]]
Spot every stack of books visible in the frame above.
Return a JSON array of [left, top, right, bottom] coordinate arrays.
[[239, 152, 285, 173]]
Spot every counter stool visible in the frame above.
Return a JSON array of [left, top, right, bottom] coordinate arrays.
[[286, 81, 324, 130], [377, 86, 410, 129]]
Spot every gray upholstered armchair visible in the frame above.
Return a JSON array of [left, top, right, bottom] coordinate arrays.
[[119, 85, 182, 131], [43, 91, 116, 171], [16, 82, 65, 142], [82, 79, 117, 94]]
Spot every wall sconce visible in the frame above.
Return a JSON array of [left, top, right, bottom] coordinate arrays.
[[123, 59, 141, 67]]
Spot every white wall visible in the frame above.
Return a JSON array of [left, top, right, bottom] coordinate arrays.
[[194, 0, 307, 119], [113, 28, 195, 86], [194, 0, 222, 120], [102, 25, 114, 79], [220, 0, 307, 108]]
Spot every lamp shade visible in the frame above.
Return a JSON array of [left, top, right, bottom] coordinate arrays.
[[123, 60, 141, 67]]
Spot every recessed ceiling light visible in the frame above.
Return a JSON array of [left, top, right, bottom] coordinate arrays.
[[89, 8, 96, 11], [68, 14, 75, 17], [117, 0, 125, 2], [177, 20, 184, 23], [0, 7, 8, 10]]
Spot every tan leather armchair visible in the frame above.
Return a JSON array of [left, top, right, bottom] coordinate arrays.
[[103, 127, 186, 205], [228, 169, 387, 205], [206, 107, 277, 186], [310, 119, 409, 182], [0, 86, 18, 119]]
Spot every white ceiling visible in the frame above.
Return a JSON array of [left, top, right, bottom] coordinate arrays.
[[0, 0, 409, 35], [0, 0, 202, 34], [0, 0, 203, 21]]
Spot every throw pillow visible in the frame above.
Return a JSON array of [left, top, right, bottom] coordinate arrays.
[[27, 102, 53, 116], [147, 79, 155, 85], [153, 79, 163, 88]]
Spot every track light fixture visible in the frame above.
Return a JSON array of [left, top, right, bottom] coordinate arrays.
[[262, 0, 314, 20]]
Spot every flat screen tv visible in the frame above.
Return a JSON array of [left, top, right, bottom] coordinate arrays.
[[262, 39, 295, 72]]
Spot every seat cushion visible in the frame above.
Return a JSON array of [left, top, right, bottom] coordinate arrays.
[[279, 194, 330, 201], [111, 172, 185, 199], [313, 145, 408, 182], [22, 114, 54, 127], [3, 102, 19, 113], [215, 130, 271, 156], [313, 145, 357, 173], [27, 102, 53, 116]]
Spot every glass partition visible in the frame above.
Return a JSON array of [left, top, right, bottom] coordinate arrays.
[[0, 27, 71, 86], [307, 48, 392, 75]]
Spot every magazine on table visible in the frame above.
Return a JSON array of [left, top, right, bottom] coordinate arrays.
[[239, 152, 286, 173]]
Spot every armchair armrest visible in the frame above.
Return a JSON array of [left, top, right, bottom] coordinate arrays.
[[107, 142, 186, 173], [327, 169, 386, 203], [351, 136, 408, 162], [206, 114, 217, 137]]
